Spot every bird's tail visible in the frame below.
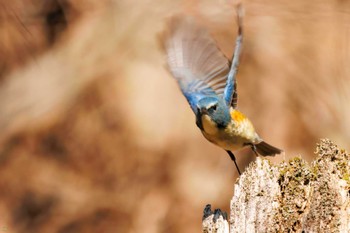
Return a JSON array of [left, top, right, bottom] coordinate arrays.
[[255, 141, 283, 157]]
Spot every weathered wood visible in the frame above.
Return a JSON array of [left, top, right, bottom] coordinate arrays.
[[202, 139, 350, 232], [202, 205, 229, 233]]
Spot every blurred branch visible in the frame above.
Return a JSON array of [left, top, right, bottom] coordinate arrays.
[[202, 139, 350, 232]]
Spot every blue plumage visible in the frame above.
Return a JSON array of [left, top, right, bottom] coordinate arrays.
[[165, 16, 232, 114], [164, 6, 282, 175], [196, 97, 231, 130]]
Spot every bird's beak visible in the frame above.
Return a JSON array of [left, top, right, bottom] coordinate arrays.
[[197, 106, 206, 114]]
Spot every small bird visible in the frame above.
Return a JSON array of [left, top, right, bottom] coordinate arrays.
[[164, 7, 282, 175]]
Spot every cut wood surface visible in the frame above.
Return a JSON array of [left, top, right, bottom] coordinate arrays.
[[202, 139, 350, 233]]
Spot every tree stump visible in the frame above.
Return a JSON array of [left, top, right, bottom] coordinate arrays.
[[202, 139, 350, 233]]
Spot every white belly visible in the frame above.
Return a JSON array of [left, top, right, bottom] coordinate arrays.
[[200, 114, 259, 151], [202, 129, 248, 151]]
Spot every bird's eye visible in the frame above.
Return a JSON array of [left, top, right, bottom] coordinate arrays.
[[209, 105, 217, 111]]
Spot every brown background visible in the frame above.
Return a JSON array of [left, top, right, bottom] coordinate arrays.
[[1, 0, 350, 232]]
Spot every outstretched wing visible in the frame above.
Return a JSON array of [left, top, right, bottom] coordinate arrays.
[[165, 17, 231, 114], [224, 5, 243, 109]]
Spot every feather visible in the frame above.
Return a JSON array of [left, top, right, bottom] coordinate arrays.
[[165, 16, 231, 113]]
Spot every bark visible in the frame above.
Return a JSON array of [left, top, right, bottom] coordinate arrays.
[[202, 139, 350, 233]]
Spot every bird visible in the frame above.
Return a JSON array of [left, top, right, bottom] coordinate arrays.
[[164, 6, 283, 175]]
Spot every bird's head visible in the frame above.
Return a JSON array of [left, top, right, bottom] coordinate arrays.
[[195, 97, 231, 130]]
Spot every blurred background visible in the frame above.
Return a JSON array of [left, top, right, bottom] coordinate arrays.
[[1, 0, 350, 232]]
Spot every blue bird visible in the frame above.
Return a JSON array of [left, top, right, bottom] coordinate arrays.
[[164, 7, 283, 174]]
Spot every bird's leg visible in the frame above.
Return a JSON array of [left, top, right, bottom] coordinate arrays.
[[250, 144, 259, 157], [226, 150, 241, 175], [243, 142, 259, 157]]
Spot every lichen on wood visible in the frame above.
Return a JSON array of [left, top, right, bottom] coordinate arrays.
[[202, 139, 350, 233]]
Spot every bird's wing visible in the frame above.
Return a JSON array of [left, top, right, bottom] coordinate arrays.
[[165, 17, 231, 114], [223, 5, 243, 109]]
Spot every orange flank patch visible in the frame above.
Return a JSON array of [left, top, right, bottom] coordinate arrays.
[[230, 110, 246, 123]]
